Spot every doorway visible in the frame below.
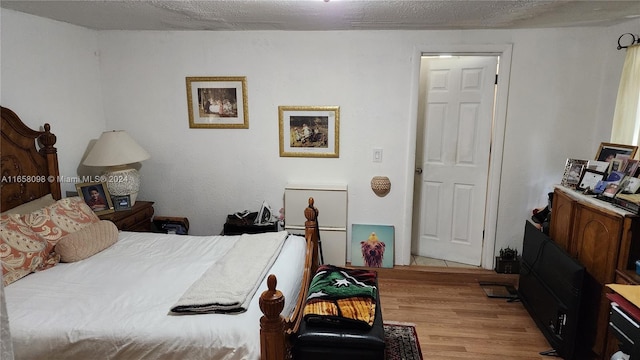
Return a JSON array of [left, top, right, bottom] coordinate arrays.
[[409, 46, 512, 270]]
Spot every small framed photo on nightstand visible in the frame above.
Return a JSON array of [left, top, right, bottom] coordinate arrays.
[[112, 195, 131, 211], [76, 181, 114, 215]]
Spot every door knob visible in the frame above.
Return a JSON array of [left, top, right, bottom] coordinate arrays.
[[415, 168, 423, 174]]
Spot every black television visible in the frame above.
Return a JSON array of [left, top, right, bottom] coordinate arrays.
[[518, 221, 585, 359]]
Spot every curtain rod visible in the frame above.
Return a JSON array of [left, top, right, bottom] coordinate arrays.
[[617, 33, 640, 50]]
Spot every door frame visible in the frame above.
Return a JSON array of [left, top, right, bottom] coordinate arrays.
[[403, 44, 513, 269]]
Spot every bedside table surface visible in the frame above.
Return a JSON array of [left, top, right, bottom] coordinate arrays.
[[100, 201, 154, 232]]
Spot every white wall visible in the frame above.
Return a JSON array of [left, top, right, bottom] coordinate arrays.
[[3, 8, 638, 266], [0, 9, 105, 197]]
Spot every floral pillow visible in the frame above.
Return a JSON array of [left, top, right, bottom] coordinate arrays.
[[0, 214, 58, 286], [1, 197, 100, 286], [23, 197, 100, 248]]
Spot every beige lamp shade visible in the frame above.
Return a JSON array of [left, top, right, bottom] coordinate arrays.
[[83, 130, 150, 167], [83, 131, 150, 205]]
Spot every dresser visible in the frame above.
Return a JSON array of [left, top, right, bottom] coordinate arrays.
[[549, 186, 639, 359], [284, 184, 347, 266]]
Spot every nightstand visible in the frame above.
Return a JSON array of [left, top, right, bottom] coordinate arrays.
[[100, 201, 154, 232]]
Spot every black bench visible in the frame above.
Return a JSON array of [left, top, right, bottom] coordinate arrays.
[[293, 279, 385, 360]]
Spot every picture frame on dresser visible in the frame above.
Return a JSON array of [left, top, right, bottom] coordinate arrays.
[[595, 142, 638, 162], [561, 158, 588, 189], [112, 195, 132, 211], [278, 105, 340, 158], [75, 181, 114, 215], [577, 169, 606, 192], [186, 76, 249, 129]]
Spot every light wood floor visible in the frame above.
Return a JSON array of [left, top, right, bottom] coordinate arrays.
[[376, 265, 552, 360]]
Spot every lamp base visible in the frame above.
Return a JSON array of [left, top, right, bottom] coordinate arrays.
[[104, 167, 140, 205]]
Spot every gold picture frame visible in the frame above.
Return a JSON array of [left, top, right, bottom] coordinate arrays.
[[278, 105, 340, 158], [75, 181, 114, 215], [186, 76, 249, 129], [595, 142, 637, 161]]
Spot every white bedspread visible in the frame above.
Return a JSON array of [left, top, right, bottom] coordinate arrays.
[[4, 231, 307, 360]]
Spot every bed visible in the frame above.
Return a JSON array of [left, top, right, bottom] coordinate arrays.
[[0, 106, 320, 360]]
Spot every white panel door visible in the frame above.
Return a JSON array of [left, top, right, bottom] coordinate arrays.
[[415, 56, 497, 266]]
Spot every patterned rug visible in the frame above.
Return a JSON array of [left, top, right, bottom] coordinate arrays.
[[384, 323, 423, 360]]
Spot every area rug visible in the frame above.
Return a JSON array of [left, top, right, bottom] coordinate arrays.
[[385, 322, 423, 360]]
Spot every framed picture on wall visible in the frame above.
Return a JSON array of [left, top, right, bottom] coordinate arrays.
[[595, 142, 638, 162], [278, 106, 339, 158], [75, 181, 114, 215], [186, 76, 249, 129]]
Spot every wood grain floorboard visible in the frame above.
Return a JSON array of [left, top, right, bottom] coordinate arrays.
[[376, 266, 552, 360]]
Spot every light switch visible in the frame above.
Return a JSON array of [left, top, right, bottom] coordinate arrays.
[[373, 148, 383, 163]]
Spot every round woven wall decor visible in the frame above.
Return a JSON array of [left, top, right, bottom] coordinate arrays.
[[371, 176, 391, 197]]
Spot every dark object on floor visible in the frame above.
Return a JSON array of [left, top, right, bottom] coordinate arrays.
[[479, 282, 519, 300], [518, 221, 586, 360], [495, 247, 521, 274], [384, 323, 423, 360]]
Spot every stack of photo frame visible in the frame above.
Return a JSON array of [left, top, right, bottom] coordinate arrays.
[[561, 143, 640, 212]]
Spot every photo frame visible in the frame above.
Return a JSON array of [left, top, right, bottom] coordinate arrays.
[[577, 169, 606, 192], [278, 105, 339, 158], [610, 158, 626, 173], [625, 159, 639, 177], [112, 195, 132, 211], [561, 158, 588, 189], [75, 181, 114, 215], [351, 224, 394, 268], [623, 177, 640, 194], [586, 160, 610, 173], [186, 76, 248, 129], [595, 142, 638, 162]]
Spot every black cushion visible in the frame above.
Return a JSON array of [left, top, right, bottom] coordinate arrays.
[[293, 279, 385, 360]]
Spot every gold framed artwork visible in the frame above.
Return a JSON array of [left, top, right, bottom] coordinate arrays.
[[595, 142, 637, 162], [186, 76, 248, 129], [278, 106, 339, 158]]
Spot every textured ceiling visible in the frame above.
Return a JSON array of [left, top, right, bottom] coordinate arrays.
[[2, 1, 640, 31]]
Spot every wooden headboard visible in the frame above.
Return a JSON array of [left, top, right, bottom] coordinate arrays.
[[1, 106, 61, 211]]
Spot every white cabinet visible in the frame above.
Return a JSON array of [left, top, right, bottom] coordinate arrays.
[[284, 184, 347, 266]]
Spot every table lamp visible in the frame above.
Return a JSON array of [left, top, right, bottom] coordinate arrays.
[[83, 130, 150, 205]]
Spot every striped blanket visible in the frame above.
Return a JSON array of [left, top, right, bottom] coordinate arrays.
[[303, 265, 377, 329]]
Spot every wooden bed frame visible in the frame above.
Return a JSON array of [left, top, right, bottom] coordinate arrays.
[[0, 105, 319, 360]]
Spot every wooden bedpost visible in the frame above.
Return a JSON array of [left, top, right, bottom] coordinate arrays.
[[259, 197, 319, 360], [304, 197, 319, 275], [39, 123, 61, 200], [259, 275, 286, 360]]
